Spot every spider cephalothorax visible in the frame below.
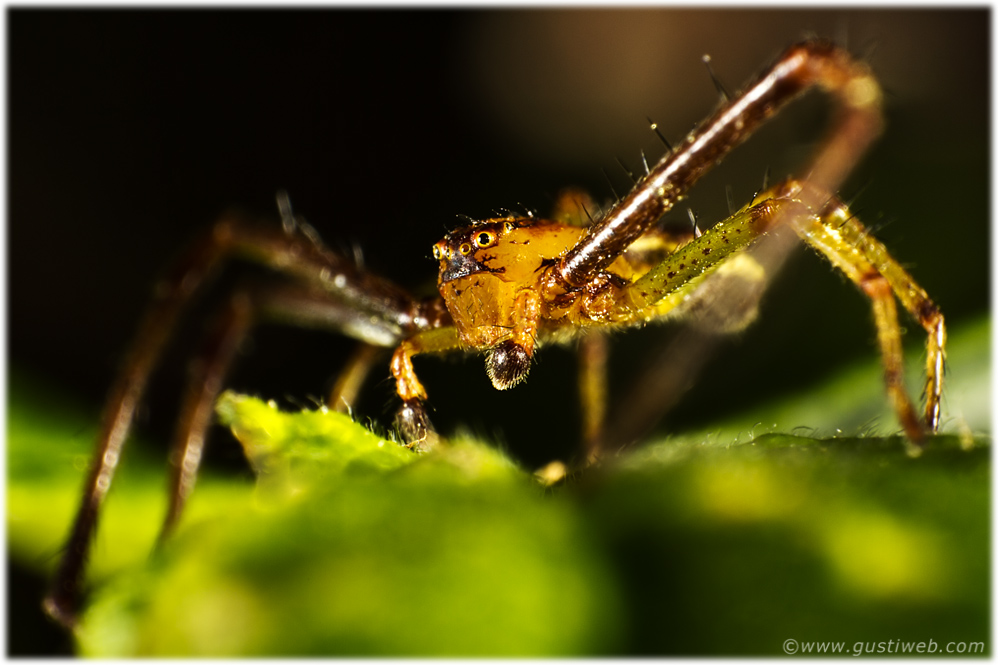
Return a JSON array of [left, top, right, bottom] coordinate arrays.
[[434, 218, 581, 383]]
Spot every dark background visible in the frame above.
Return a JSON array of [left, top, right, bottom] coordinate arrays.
[[8, 8, 989, 654]]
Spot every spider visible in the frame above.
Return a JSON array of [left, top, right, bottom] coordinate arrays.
[[45, 39, 945, 628]]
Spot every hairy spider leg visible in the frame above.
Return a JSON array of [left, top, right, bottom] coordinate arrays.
[[536, 39, 886, 457], [547, 40, 883, 296], [787, 186, 946, 439], [161, 283, 406, 544], [45, 214, 442, 627], [612, 179, 943, 443]]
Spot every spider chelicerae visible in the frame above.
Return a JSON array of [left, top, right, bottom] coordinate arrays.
[[45, 39, 945, 628]]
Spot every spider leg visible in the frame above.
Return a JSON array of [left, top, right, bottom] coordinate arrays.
[[161, 283, 403, 544], [786, 183, 946, 441], [611, 179, 943, 443], [548, 40, 883, 294], [44, 214, 441, 627], [611, 194, 781, 321], [577, 332, 609, 464], [390, 326, 463, 449], [328, 342, 384, 413], [44, 224, 231, 628], [158, 292, 253, 545]]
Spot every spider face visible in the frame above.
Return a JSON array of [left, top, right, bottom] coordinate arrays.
[[433, 217, 584, 283], [434, 217, 587, 389]]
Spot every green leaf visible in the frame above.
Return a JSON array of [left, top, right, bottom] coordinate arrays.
[[590, 432, 989, 654], [8, 315, 989, 656], [78, 396, 621, 656]]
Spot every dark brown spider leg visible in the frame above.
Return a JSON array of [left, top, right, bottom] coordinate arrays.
[[328, 343, 383, 413], [546, 39, 882, 294], [577, 332, 609, 464], [160, 292, 254, 544], [209, 216, 438, 338], [161, 283, 410, 543], [45, 215, 439, 628], [789, 187, 946, 441], [390, 326, 463, 450], [43, 227, 230, 628]]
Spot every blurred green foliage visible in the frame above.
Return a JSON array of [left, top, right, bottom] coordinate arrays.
[[8, 316, 989, 656]]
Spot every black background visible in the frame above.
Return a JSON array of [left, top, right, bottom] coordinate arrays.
[[9, 8, 989, 654]]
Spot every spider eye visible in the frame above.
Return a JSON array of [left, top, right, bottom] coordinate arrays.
[[475, 231, 495, 248], [503, 221, 515, 232], [459, 243, 472, 256], [432, 245, 441, 260]]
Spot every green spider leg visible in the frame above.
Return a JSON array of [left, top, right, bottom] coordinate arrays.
[[613, 178, 944, 444]]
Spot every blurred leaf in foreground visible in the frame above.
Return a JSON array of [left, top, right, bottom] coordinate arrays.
[[8, 315, 988, 656], [590, 432, 988, 654], [76, 393, 623, 656]]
